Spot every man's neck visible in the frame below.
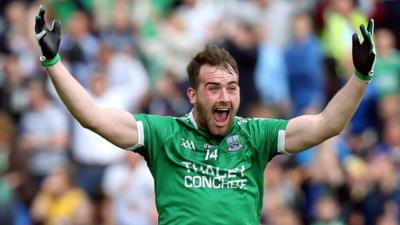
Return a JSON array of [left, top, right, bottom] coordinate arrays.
[[188, 108, 199, 129]]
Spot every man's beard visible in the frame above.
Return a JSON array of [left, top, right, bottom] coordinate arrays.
[[194, 101, 210, 131]]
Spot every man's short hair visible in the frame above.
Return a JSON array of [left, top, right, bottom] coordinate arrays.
[[187, 44, 239, 89]]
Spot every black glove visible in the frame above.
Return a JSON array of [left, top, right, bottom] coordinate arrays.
[[352, 19, 376, 82], [35, 4, 61, 67]]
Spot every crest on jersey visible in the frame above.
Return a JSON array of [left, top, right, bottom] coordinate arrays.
[[227, 135, 242, 152]]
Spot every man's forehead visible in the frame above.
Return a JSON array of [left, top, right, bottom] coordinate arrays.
[[199, 65, 238, 82]]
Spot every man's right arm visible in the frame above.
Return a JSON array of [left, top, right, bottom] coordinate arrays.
[[47, 62, 139, 149], [35, 5, 139, 149]]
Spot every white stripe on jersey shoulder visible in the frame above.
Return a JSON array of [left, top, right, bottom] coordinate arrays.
[[188, 109, 198, 129], [277, 130, 292, 155], [126, 121, 144, 151]]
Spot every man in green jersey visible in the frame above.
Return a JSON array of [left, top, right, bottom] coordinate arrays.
[[34, 4, 376, 225]]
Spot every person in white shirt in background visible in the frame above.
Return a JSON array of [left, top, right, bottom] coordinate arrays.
[[102, 152, 156, 225], [71, 62, 148, 201], [18, 78, 69, 185]]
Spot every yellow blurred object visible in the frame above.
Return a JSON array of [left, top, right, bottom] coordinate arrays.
[[344, 155, 368, 179], [33, 188, 89, 225]]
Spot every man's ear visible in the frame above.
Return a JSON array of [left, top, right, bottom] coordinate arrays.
[[187, 87, 196, 105]]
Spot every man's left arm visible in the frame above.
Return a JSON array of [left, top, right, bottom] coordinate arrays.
[[284, 19, 376, 154]]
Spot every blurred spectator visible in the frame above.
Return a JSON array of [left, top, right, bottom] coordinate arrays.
[[0, 178, 14, 224], [363, 154, 400, 225], [97, 196, 116, 225], [378, 95, 400, 123], [70, 199, 95, 225], [255, 0, 295, 49], [309, 140, 346, 190], [343, 155, 369, 220], [377, 214, 399, 225], [254, 22, 290, 118], [227, 0, 295, 49], [154, 9, 201, 81], [96, 42, 149, 112], [93, 1, 135, 28], [131, 0, 177, 39], [374, 28, 400, 98], [48, 0, 93, 24], [145, 71, 190, 116], [321, 0, 367, 76], [4, 1, 37, 76], [264, 207, 303, 225], [358, 0, 375, 18], [175, 0, 221, 46], [99, 0, 137, 53], [262, 161, 300, 225], [131, 0, 182, 80], [286, 12, 325, 116], [102, 152, 156, 225], [311, 195, 345, 225], [0, 111, 16, 225], [262, 192, 289, 225], [374, 117, 400, 165], [223, 21, 259, 116], [30, 165, 92, 225], [0, 54, 29, 122], [60, 10, 99, 87], [17, 78, 69, 184], [303, 139, 346, 222], [347, 210, 366, 225], [373, 1, 400, 49]]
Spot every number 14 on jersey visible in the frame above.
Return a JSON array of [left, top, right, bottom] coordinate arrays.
[[205, 149, 218, 160]]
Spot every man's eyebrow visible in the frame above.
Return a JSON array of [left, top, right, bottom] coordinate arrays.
[[205, 81, 238, 86], [205, 82, 221, 86]]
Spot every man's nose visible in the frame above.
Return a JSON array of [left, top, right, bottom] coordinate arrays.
[[219, 88, 229, 102]]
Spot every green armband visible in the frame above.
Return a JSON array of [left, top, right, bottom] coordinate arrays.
[[353, 70, 373, 83], [40, 54, 60, 68]]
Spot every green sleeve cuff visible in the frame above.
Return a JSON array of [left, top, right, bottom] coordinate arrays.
[[40, 54, 60, 68], [353, 70, 373, 83]]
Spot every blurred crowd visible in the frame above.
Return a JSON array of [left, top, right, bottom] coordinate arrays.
[[0, 0, 400, 225]]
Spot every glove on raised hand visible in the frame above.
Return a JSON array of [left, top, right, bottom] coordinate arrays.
[[35, 4, 61, 68], [352, 19, 376, 82]]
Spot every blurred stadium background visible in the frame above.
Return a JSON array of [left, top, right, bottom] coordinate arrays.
[[0, 0, 400, 224]]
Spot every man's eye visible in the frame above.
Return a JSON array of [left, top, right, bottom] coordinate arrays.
[[228, 86, 237, 92], [209, 86, 218, 91]]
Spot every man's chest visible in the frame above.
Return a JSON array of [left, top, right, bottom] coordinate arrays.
[[153, 131, 262, 191]]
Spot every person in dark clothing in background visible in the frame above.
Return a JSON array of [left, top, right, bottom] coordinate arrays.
[[222, 21, 260, 116]]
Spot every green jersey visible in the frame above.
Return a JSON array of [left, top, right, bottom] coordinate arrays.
[[375, 52, 400, 97], [131, 112, 288, 225]]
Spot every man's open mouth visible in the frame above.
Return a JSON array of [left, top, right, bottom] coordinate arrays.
[[213, 107, 230, 123]]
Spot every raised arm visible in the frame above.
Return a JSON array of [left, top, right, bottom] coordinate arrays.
[[34, 5, 138, 149], [285, 19, 376, 154]]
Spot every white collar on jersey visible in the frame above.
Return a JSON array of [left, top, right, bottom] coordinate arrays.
[[188, 109, 198, 129]]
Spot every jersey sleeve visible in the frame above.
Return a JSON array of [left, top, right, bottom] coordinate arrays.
[[128, 114, 175, 167], [247, 118, 288, 166]]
